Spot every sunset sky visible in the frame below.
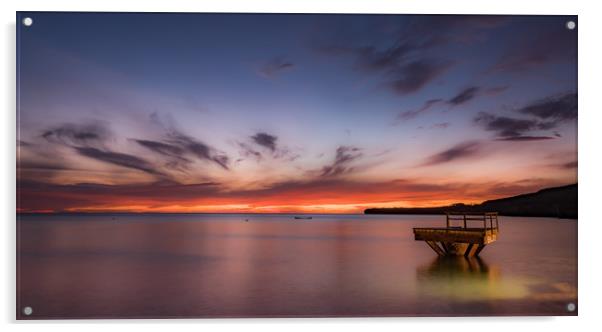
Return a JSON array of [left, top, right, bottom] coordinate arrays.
[[17, 13, 577, 213]]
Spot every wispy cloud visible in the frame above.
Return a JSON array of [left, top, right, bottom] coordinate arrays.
[[388, 60, 453, 95], [397, 98, 443, 121], [494, 136, 555, 142], [474, 113, 541, 138], [40, 122, 169, 177], [251, 132, 277, 152], [258, 56, 295, 78], [517, 92, 577, 122], [74, 147, 165, 177], [321, 146, 363, 177], [447, 86, 481, 106], [167, 132, 230, 170], [314, 16, 508, 96], [145, 113, 231, 170], [132, 139, 192, 171], [474, 92, 576, 140], [238, 132, 301, 162], [560, 161, 578, 169], [396, 85, 509, 123], [41, 122, 110, 148], [421, 141, 482, 166]]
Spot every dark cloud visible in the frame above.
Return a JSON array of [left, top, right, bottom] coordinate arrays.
[[447, 86, 480, 106], [475, 92, 576, 140], [147, 113, 231, 170], [134, 139, 185, 157], [241, 132, 300, 162], [167, 132, 230, 170], [422, 141, 482, 166], [396, 85, 507, 123], [251, 132, 277, 152], [351, 43, 415, 72], [259, 57, 295, 78], [41, 122, 110, 148], [40, 123, 168, 178], [314, 16, 508, 96], [133, 139, 192, 171], [74, 147, 165, 176], [495, 136, 555, 142], [474, 112, 540, 138], [388, 60, 452, 95], [321, 146, 363, 177], [517, 92, 577, 122], [561, 161, 578, 169]]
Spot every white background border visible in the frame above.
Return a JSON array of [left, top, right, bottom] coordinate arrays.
[[2, 0, 601, 330]]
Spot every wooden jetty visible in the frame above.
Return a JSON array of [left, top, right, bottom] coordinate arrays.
[[413, 212, 499, 257]]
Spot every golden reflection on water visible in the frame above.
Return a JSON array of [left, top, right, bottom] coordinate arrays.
[[416, 256, 576, 303]]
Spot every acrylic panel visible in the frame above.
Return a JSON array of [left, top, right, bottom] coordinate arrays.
[[16, 12, 578, 319]]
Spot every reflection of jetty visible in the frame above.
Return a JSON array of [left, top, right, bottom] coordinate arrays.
[[413, 212, 499, 257], [418, 256, 493, 279]]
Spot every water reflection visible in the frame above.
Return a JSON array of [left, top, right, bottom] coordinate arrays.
[[416, 256, 531, 301]]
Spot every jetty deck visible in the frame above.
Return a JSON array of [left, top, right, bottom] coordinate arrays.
[[413, 212, 499, 257]]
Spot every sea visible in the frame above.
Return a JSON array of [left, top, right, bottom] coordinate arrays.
[[17, 214, 577, 318]]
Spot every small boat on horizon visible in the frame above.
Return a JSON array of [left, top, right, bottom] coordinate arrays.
[[294, 216, 313, 220]]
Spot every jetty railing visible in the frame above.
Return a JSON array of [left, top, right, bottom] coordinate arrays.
[[445, 212, 499, 232]]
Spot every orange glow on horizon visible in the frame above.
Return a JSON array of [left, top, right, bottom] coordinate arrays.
[[21, 197, 486, 214]]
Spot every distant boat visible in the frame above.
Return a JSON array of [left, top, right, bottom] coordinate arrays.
[[294, 216, 312, 220]]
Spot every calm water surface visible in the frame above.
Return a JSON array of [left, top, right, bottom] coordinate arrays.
[[17, 214, 577, 318]]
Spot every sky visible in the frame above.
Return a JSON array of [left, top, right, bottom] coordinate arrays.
[[16, 13, 577, 213]]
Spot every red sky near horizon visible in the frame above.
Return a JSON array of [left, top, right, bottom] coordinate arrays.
[[17, 13, 577, 213]]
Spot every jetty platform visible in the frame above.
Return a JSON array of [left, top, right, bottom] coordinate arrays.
[[413, 212, 499, 257]]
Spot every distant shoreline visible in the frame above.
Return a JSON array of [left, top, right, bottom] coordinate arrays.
[[365, 183, 577, 219]]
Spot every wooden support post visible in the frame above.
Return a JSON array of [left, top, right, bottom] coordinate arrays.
[[446, 213, 449, 228], [441, 242, 450, 254], [463, 214, 467, 228], [464, 243, 475, 257], [425, 241, 445, 256], [474, 244, 486, 257]]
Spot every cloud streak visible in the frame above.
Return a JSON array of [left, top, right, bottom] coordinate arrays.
[[397, 85, 508, 122], [447, 86, 480, 106], [474, 92, 576, 140], [321, 146, 363, 177], [41, 122, 110, 148], [259, 56, 295, 78], [74, 147, 165, 176], [388, 60, 452, 95], [422, 141, 482, 166], [147, 114, 231, 170]]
